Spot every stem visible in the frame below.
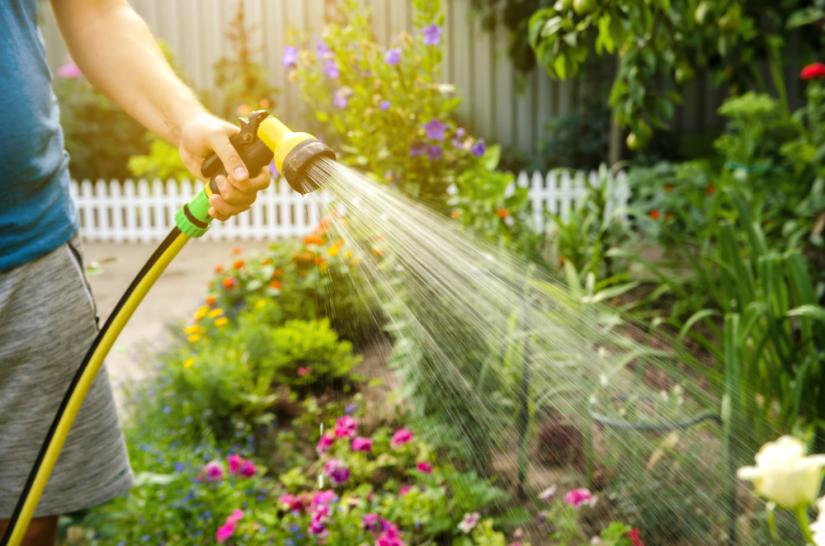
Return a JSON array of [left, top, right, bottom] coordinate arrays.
[[796, 506, 815, 545]]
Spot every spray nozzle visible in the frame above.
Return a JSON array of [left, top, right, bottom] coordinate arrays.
[[256, 116, 336, 194]]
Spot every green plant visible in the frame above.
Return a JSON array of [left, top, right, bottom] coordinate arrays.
[[127, 134, 190, 180], [289, 0, 485, 208], [538, 101, 610, 170], [53, 66, 148, 180], [210, 0, 278, 120]]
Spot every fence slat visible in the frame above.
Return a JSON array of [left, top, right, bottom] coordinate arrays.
[[69, 170, 629, 243]]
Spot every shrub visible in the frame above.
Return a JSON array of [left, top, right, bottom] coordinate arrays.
[[127, 134, 190, 181]]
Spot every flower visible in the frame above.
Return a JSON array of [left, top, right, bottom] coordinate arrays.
[[227, 454, 242, 475], [57, 61, 82, 79], [227, 509, 244, 525], [424, 119, 447, 140], [316, 433, 335, 454], [239, 459, 256, 477], [628, 528, 645, 546], [564, 488, 596, 508], [269, 279, 283, 290], [214, 316, 229, 328], [363, 512, 380, 531], [327, 244, 340, 257], [427, 145, 442, 160], [409, 142, 427, 157], [324, 60, 340, 79], [801, 62, 825, 80], [450, 209, 462, 219], [391, 428, 414, 448], [496, 208, 510, 219], [458, 512, 480, 533], [209, 308, 224, 319], [399, 484, 412, 496], [214, 264, 223, 273], [233, 259, 245, 270], [316, 41, 332, 60], [205, 294, 217, 306], [297, 366, 312, 377], [379, 100, 391, 111], [183, 358, 194, 369], [311, 490, 336, 508], [304, 234, 325, 245], [334, 416, 358, 438], [282, 46, 298, 69], [423, 23, 442, 45], [737, 436, 825, 509], [279, 493, 305, 512], [385, 48, 401, 65], [538, 485, 558, 501], [194, 305, 209, 320], [471, 139, 486, 157], [202, 461, 224, 482], [222, 277, 237, 289], [351, 436, 373, 452], [215, 522, 235, 543], [416, 461, 433, 474], [648, 209, 661, 221], [334, 87, 353, 109]]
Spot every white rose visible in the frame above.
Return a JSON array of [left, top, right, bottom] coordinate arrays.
[[737, 436, 825, 509]]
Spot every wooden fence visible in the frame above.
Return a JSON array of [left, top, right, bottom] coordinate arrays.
[[70, 170, 629, 242]]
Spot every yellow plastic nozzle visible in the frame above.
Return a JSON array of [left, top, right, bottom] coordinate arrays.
[[257, 117, 314, 173]]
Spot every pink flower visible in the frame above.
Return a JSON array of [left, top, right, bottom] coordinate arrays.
[[628, 528, 645, 546], [226, 509, 244, 525], [323, 459, 350, 485], [458, 512, 480, 533], [202, 461, 224, 482], [334, 416, 358, 438], [363, 512, 380, 530], [227, 454, 242, 475], [311, 490, 337, 509], [564, 487, 596, 508], [416, 461, 433, 474], [279, 493, 305, 512], [377, 519, 405, 546], [390, 428, 414, 449], [351, 436, 373, 452], [57, 61, 82, 79], [399, 484, 412, 496], [215, 522, 235, 543], [316, 433, 335, 454], [801, 62, 825, 80], [239, 459, 256, 477], [297, 366, 312, 377]]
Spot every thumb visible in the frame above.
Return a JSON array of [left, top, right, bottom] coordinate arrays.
[[209, 133, 248, 182]]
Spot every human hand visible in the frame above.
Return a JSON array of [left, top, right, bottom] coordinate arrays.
[[178, 112, 271, 221]]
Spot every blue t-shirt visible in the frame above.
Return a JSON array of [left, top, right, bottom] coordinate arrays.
[[0, 0, 77, 272]]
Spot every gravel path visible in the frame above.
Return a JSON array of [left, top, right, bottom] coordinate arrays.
[[83, 239, 269, 410]]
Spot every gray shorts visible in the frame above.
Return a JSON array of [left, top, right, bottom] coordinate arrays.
[[0, 235, 132, 517]]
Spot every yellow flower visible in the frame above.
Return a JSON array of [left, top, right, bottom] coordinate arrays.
[[255, 299, 266, 310], [208, 308, 224, 319], [184, 324, 202, 336], [187, 334, 201, 343], [327, 244, 340, 257], [214, 317, 229, 328], [343, 250, 353, 259], [737, 436, 825, 509], [183, 358, 194, 369], [194, 305, 209, 321]]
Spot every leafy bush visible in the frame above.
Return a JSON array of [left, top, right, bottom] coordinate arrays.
[[53, 63, 149, 180], [127, 135, 190, 181], [538, 101, 610, 171], [288, 0, 487, 208]]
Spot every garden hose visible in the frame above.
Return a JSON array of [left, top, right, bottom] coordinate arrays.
[[1, 112, 334, 546]]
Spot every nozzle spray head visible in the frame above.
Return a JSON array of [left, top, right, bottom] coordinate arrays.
[[257, 117, 336, 194]]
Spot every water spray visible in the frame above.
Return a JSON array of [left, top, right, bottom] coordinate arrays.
[[1, 112, 333, 546]]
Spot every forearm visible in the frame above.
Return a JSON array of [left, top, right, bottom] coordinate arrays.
[[50, 0, 205, 145]]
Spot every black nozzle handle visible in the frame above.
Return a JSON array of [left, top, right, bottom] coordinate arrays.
[[201, 140, 274, 194]]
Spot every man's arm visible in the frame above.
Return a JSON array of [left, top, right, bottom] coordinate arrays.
[[50, 0, 268, 220]]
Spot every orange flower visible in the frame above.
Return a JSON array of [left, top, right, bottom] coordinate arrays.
[[371, 246, 383, 257], [496, 208, 510, 219], [314, 256, 326, 266], [292, 251, 315, 266], [222, 277, 237, 289], [450, 209, 462, 219], [269, 279, 283, 290], [205, 295, 217, 306], [649, 209, 661, 221], [233, 259, 245, 270], [273, 267, 285, 278], [303, 234, 325, 246], [231, 247, 243, 256], [214, 264, 223, 273]]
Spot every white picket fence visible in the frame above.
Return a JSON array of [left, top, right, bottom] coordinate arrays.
[[69, 170, 628, 243]]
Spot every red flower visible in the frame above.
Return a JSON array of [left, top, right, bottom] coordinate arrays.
[[648, 209, 661, 221], [628, 528, 645, 546], [222, 277, 237, 289], [801, 62, 825, 80]]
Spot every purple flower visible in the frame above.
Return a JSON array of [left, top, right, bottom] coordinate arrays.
[[57, 61, 82, 79], [424, 119, 447, 140], [363, 513, 380, 531], [379, 100, 391, 111], [344, 403, 357, 415], [428, 145, 443, 160], [471, 139, 486, 157], [423, 24, 442, 46], [351, 436, 373, 452], [324, 60, 340, 79], [409, 143, 427, 157], [282, 46, 298, 69], [316, 41, 332, 60], [333, 87, 353, 109], [385, 48, 402, 65], [323, 459, 350, 486]]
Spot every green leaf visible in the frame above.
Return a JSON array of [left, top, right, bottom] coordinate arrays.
[[788, 305, 825, 323]]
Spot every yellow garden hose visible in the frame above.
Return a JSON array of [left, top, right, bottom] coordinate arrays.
[[0, 111, 333, 545]]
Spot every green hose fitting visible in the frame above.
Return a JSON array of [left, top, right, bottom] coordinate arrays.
[[175, 190, 212, 238]]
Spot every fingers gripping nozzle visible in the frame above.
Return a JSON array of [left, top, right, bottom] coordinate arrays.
[[175, 111, 335, 238]]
